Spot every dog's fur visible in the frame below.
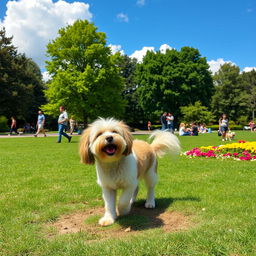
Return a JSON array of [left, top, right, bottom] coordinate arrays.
[[226, 131, 235, 141], [79, 118, 180, 226]]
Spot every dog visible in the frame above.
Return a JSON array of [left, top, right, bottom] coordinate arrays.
[[226, 130, 235, 141], [79, 118, 180, 226]]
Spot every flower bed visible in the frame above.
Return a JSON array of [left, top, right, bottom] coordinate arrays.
[[184, 141, 256, 161]]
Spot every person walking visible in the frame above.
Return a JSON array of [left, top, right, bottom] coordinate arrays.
[[160, 112, 167, 130], [9, 117, 19, 135], [57, 106, 72, 143], [34, 110, 47, 137], [219, 114, 229, 141]]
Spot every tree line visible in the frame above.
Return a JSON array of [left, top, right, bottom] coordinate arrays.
[[0, 20, 256, 130]]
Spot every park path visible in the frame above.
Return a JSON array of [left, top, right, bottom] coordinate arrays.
[[0, 130, 152, 138]]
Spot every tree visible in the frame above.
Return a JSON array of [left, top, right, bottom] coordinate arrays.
[[114, 54, 144, 126], [0, 28, 45, 122], [180, 101, 214, 124], [211, 63, 250, 121], [43, 20, 125, 123], [135, 47, 213, 122], [241, 69, 256, 120]]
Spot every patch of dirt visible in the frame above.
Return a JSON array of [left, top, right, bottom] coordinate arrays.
[[46, 206, 191, 241]]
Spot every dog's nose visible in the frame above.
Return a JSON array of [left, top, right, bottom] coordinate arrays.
[[106, 136, 113, 143]]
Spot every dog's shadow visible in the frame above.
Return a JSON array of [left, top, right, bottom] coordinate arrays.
[[116, 197, 200, 231]]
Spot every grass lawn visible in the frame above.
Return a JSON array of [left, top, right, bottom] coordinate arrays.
[[0, 131, 256, 255]]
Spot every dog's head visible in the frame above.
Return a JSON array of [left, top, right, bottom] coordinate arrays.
[[79, 118, 133, 164]]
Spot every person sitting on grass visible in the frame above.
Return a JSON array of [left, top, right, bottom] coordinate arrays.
[[179, 123, 191, 136], [191, 122, 199, 136], [249, 120, 255, 132]]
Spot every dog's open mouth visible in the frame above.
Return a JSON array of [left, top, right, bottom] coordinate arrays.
[[103, 144, 117, 156]]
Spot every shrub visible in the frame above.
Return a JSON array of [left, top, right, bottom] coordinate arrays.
[[0, 116, 9, 132], [180, 101, 215, 125]]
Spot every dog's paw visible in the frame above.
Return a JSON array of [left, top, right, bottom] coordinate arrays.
[[117, 205, 131, 216], [99, 216, 115, 226], [145, 200, 155, 209]]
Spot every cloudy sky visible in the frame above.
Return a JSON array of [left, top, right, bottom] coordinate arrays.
[[0, 0, 256, 79]]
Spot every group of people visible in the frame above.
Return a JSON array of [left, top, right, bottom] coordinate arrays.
[[9, 106, 77, 143], [160, 112, 175, 133]]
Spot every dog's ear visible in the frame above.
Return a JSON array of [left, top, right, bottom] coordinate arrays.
[[79, 126, 95, 165], [119, 121, 133, 156]]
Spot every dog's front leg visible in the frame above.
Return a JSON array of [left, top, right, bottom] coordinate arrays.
[[99, 187, 117, 226], [118, 186, 136, 216]]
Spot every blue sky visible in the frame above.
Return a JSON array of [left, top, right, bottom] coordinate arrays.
[[0, 0, 255, 76]]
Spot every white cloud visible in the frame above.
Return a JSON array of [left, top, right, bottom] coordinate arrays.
[[207, 58, 235, 74], [109, 44, 124, 55], [117, 13, 129, 22], [130, 44, 173, 62], [159, 43, 173, 53], [0, 0, 92, 69], [136, 0, 145, 6], [130, 46, 155, 62], [42, 71, 52, 82], [243, 67, 256, 72]]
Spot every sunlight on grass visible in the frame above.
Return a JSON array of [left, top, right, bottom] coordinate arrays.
[[0, 132, 255, 255]]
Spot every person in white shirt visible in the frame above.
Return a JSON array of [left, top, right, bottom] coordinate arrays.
[[57, 106, 72, 143], [166, 113, 174, 133]]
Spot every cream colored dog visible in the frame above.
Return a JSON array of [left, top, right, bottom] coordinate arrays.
[[226, 130, 235, 141], [79, 118, 180, 226]]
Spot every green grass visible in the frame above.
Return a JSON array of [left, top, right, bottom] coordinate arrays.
[[0, 132, 256, 255]]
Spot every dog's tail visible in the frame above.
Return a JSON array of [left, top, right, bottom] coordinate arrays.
[[149, 130, 180, 158]]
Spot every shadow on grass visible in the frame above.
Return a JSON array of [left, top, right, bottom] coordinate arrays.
[[116, 197, 200, 231]]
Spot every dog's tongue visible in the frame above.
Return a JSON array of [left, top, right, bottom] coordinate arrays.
[[105, 145, 116, 154]]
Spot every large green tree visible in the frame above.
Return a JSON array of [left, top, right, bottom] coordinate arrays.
[[135, 47, 213, 121], [114, 54, 144, 126], [43, 20, 125, 123], [211, 63, 250, 121], [0, 28, 45, 122], [241, 69, 256, 120]]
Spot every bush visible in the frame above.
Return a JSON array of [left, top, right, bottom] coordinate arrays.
[[207, 124, 243, 130], [180, 101, 214, 124], [0, 116, 9, 132]]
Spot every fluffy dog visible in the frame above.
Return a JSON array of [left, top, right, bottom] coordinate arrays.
[[79, 118, 180, 226], [226, 131, 235, 141]]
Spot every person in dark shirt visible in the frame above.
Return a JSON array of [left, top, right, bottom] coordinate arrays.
[[160, 112, 167, 130], [191, 123, 199, 136]]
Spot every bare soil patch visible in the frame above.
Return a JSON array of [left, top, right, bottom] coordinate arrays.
[[46, 205, 191, 241]]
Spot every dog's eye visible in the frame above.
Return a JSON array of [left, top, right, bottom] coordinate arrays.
[[112, 130, 118, 134]]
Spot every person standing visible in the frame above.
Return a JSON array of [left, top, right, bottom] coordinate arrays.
[[166, 113, 174, 133], [57, 106, 72, 143], [69, 116, 76, 135], [34, 110, 47, 137], [9, 117, 19, 135], [219, 114, 229, 141], [160, 112, 167, 130], [147, 121, 151, 131]]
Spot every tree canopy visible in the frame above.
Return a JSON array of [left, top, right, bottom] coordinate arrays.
[[43, 20, 125, 123], [211, 63, 250, 121], [0, 28, 45, 122], [135, 47, 214, 121]]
